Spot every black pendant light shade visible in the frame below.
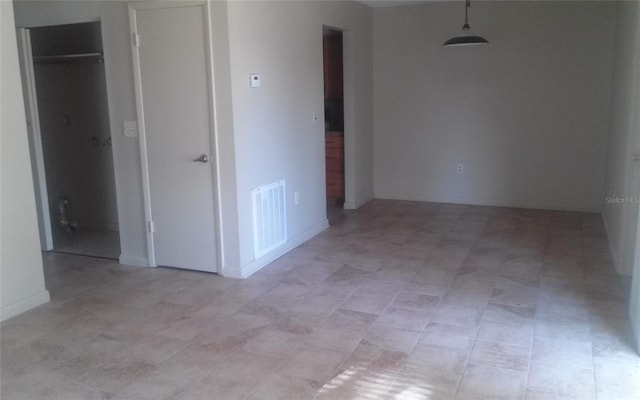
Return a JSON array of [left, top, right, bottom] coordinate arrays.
[[443, 0, 488, 47]]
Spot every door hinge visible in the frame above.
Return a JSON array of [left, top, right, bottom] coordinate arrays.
[[133, 33, 140, 48], [148, 220, 155, 233]]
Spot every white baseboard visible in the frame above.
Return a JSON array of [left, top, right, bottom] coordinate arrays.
[[1, 290, 50, 322], [631, 308, 640, 355], [344, 194, 373, 210], [233, 219, 330, 279], [374, 191, 602, 213], [119, 254, 148, 267]]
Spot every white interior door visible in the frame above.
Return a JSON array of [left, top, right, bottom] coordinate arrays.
[[130, 2, 218, 272]]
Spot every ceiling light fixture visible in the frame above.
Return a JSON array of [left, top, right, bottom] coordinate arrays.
[[443, 0, 489, 47]]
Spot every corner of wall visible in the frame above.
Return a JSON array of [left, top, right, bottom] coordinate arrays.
[[238, 218, 329, 278], [601, 211, 623, 275], [1, 290, 50, 322], [1, 0, 51, 321], [344, 193, 373, 210], [208, 0, 242, 277], [118, 254, 148, 267]]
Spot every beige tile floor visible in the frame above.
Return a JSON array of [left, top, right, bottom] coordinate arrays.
[[2, 200, 639, 400]]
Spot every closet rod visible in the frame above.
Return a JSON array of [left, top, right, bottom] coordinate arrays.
[[33, 52, 103, 64]]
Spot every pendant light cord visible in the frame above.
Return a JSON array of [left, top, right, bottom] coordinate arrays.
[[464, 0, 470, 27]]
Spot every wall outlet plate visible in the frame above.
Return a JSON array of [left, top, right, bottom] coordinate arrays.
[[123, 121, 138, 138], [250, 74, 261, 88]]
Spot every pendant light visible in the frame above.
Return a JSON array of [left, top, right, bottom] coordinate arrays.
[[443, 0, 488, 47]]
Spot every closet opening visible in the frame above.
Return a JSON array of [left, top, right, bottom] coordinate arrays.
[[20, 21, 120, 260]]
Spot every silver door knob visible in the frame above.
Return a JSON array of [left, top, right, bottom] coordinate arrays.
[[193, 154, 209, 163], [633, 154, 640, 162]]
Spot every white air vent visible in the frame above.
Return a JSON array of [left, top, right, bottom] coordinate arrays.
[[252, 180, 287, 258]]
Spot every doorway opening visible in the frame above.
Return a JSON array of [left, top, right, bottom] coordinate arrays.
[[21, 21, 120, 260], [323, 27, 345, 220]]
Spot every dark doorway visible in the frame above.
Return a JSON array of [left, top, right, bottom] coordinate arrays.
[[323, 28, 345, 209]]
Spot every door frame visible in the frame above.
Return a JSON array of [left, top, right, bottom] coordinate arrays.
[[128, 0, 222, 272], [16, 27, 54, 251], [17, 22, 120, 254]]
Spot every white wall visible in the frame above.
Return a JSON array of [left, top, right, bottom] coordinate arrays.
[[13, 1, 373, 278], [373, 1, 615, 212], [603, 1, 640, 277], [225, 1, 373, 276], [602, 1, 640, 351], [1, 0, 50, 321]]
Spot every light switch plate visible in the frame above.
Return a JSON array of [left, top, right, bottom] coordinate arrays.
[[123, 121, 138, 138]]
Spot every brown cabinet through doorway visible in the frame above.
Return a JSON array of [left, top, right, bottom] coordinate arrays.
[[325, 134, 344, 202]]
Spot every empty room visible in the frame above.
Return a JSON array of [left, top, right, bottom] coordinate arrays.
[[1, 0, 639, 399]]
